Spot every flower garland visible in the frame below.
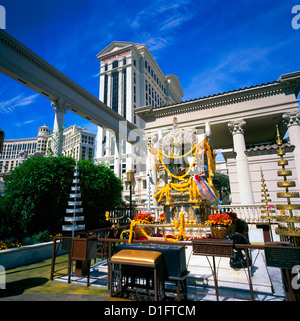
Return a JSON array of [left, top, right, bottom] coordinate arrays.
[[157, 143, 200, 159], [170, 177, 192, 194], [158, 146, 198, 179], [128, 213, 155, 243], [128, 220, 138, 243], [153, 183, 171, 203], [169, 211, 186, 241], [179, 211, 186, 239]]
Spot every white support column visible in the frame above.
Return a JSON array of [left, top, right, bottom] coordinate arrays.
[[283, 111, 300, 185], [228, 120, 254, 204], [96, 126, 104, 159], [114, 133, 121, 179], [51, 99, 68, 156]]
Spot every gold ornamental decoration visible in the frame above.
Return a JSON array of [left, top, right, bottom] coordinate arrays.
[[274, 125, 300, 244], [260, 168, 276, 221]]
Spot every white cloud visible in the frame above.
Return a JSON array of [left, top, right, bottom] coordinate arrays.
[[0, 93, 39, 114], [158, 13, 195, 32], [15, 120, 35, 127], [130, 0, 197, 52]]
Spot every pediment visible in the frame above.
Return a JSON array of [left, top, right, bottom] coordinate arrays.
[[96, 42, 134, 59]]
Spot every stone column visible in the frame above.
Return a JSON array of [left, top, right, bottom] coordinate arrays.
[[114, 133, 121, 179], [228, 120, 254, 204], [51, 99, 68, 156], [283, 111, 300, 185]]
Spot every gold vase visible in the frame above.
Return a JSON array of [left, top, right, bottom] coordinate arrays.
[[210, 225, 232, 239]]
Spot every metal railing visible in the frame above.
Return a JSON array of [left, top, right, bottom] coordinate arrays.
[[49, 231, 299, 301], [135, 204, 300, 224]]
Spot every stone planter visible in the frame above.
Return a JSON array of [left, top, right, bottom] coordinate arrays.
[[0, 241, 67, 270]]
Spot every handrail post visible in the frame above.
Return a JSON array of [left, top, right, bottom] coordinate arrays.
[[50, 237, 57, 280]]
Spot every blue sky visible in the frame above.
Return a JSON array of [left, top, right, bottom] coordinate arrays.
[[0, 0, 300, 141]]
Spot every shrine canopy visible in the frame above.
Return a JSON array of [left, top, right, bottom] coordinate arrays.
[[149, 117, 223, 212]]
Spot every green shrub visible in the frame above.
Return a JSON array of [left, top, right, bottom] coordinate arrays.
[[1, 156, 122, 238], [32, 230, 52, 243]]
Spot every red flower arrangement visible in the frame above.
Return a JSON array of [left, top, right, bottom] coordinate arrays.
[[206, 213, 232, 226], [133, 213, 154, 224]]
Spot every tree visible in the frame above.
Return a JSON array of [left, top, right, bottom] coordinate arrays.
[[1, 157, 122, 238], [212, 172, 231, 204]]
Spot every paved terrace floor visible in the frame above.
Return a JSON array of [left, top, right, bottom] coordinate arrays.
[[0, 253, 287, 302], [0, 254, 110, 301]]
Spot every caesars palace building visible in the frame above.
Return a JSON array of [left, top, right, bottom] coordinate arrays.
[[95, 42, 184, 205]]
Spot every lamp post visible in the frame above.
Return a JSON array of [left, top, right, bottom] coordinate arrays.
[[0, 128, 4, 154], [127, 170, 135, 219]]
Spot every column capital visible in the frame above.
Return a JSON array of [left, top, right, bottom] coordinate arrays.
[[228, 120, 246, 135], [51, 99, 69, 113], [282, 111, 300, 128]]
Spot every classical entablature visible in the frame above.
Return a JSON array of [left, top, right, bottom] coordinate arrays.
[[135, 72, 300, 150], [136, 71, 300, 205]]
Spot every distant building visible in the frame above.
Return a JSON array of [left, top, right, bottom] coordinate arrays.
[[0, 124, 51, 175], [0, 124, 96, 184], [95, 41, 184, 175], [47, 124, 96, 161]]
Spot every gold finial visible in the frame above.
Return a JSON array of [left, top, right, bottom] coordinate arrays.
[[276, 125, 282, 146], [173, 117, 178, 128]]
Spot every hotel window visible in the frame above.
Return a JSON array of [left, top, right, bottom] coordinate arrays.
[[123, 57, 126, 65], [145, 60, 147, 69], [134, 86, 136, 103], [123, 69, 127, 118], [88, 148, 93, 160], [112, 72, 119, 113], [112, 60, 118, 69], [82, 135, 88, 144], [105, 64, 108, 71], [104, 75, 108, 105], [81, 146, 86, 159], [133, 60, 136, 67]]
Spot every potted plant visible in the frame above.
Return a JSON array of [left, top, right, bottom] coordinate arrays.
[[205, 213, 233, 238]]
